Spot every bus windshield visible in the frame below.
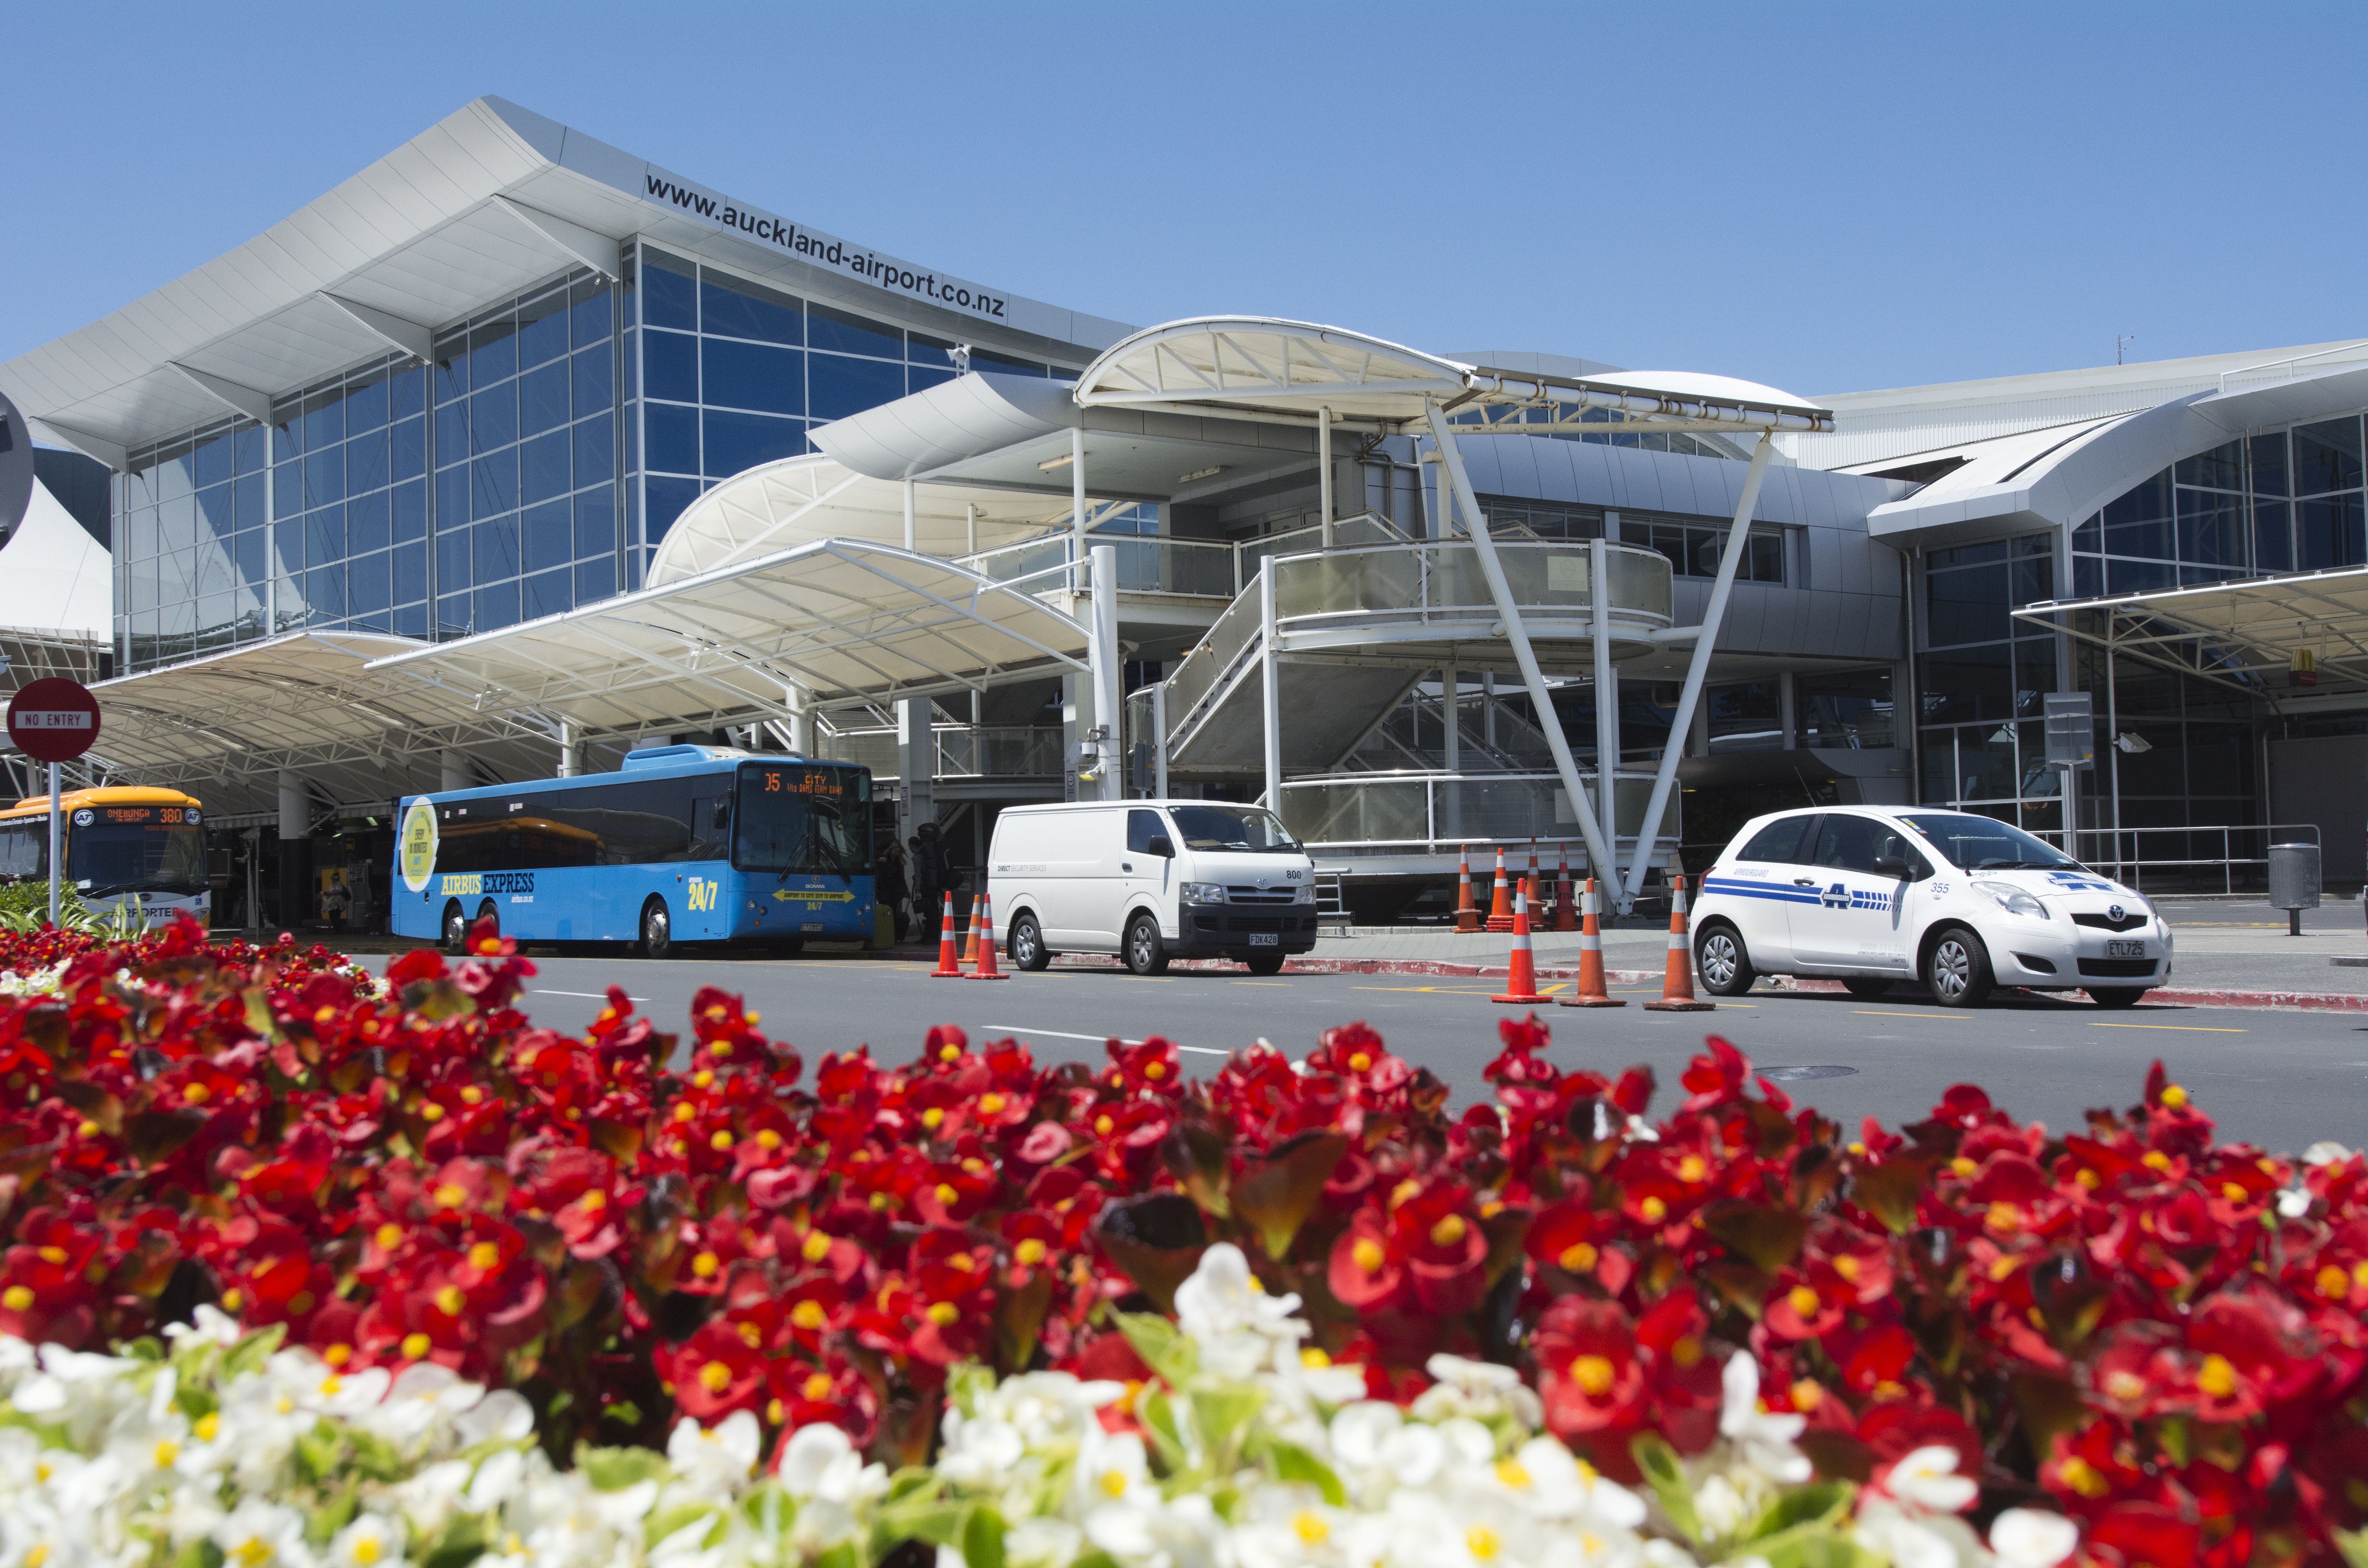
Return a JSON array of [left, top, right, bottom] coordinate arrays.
[[75, 819, 208, 895], [734, 764, 873, 876]]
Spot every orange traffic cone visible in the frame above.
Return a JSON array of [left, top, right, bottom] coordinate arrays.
[[1484, 846, 1515, 933], [930, 892, 963, 977], [1453, 845, 1481, 933], [1642, 873, 1712, 1012], [1492, 880, 1548, 1004], [960, 893, 981, 968], [969, 891, 1010, 980], [1552, 845, 1577, 933], [1560, 876, 1625, 1008]]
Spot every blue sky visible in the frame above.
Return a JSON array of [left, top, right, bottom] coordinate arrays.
[[4, 2, 2362, 395]]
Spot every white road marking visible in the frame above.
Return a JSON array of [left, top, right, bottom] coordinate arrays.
[[985, 1024, 1230, 1056], [534, 989, 652, 1002]]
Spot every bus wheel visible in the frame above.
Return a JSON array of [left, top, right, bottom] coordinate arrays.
[[441, 901, 468, 953], [640, 897, 672, 959], [475, 900, 500, 943]]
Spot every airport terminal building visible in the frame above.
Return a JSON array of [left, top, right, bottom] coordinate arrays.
[[6, 97, 2366, 928]]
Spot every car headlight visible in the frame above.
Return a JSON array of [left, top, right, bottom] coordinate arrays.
[[1971, 880, 2048, 919], [1181, 882, 1225, 904]]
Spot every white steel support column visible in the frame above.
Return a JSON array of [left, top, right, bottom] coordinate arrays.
[[902, 479, 916, 551], [1424, 404, 1618, 885], [278, 771, 309, 843], [898, 698, 934, 840], [1318, 406, 1334, 548], [965, 503, 978, 558], [1620, 433, 1776, 903], [1070, 427, 1087, 592], [1088, 543, 1122, 802], [439, 750, 472, 793], [1590, 538, 1619, 861], [1259, 562, 1283, 810], [557, 719, 580, 778], [1152, 683, 1169, 799], [1441, 664, 1460, 773]]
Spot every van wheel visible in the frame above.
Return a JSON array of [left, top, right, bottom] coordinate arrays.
[[1245, 951, 1286, 976], [441, 901, 468, 954], [1924, 924, 1994, 1007], [1843, 976, 1896, 1000], [1694, 921, 1754, 996], [2087, 986, 2146, 1008], [639, 897, 671, 959], [1009, 912, 1050, 971], [1125, 913, 1169, 976]]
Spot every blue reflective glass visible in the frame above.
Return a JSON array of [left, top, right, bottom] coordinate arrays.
[[469, 319, 517, 388], [392, 416, 426, 482], [394, 479, 426, 544], [809, 353, 906, 421], [524, 567, 572, 621], [2300, 495, 2366, 569], [2294, 418, 2364, 496], [2254, 502, 2291, 574], [306, 563, 345, 621], [393, 542, 427, 605], [701, 275, 801, 344], [434, 402, 470, 469], [394, 603, 428, 637], [571, 279, 613, 350], [622, 332, 639, 400], [433, 339, 468, 403], [233, 426, 267, 476], [474, 515, 520, 581], [641, 257, 697, 330], [348, 550, 390, 614], [518, 291, 570, 369], [347, 428, 389, 494], [909, 330, 958, 365], [908, 364, 955, 394], [306, 504, 345, 565], [197, 483, 234, 540], [233, 528, 267, 587], [271, 416, 300, 464], [345, 371, 390, 431], [437, 526, 470, 591], [703, 410, 803, 478], [274, 517, 304, 575], [435, 465, 469, 532], [644, 403, 699, 475], [471, 452, 518, 519], [156, 448, 196, 503], [2107, 556, 2177, 594], [301, 389, 344, 453], [575, 555, 616, 604], [389, 365, 425, 422], [193, 430, 234, 487], [474, 579, 520, 632], [644, 476, 700, 542], [702, 340, 802, 415], [127, 510, 157, 560], [2101, 470, 2171, 527], [2176, 489, 2244, 566], [2103, 516, 2171, 560], [2072, 513, 2101, 551], [349, 488, 390, 555], [304, 447, 345, 507], [524, 500, 572, 573], [470, 385, 517, 455], [522, 431, 571, 505], [436, 594, 469, 635], [573, 416, 614, 487], [519, 361, 569, 438], [572, 343, 614, 415], [807, 303, 899, 359], [574, 487, 617, 558], [643, 330, 698, 402], [273, 462, 302, 516], [971, 350, 1047, 378]]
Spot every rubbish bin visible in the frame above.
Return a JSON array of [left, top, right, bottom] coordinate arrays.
[[2268, 842, 2321, 936]]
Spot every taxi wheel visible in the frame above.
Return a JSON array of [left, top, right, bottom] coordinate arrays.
[[1924, 925, 1994, 1008], [1694, 921, 1754, 996], [2087, 987, 2146, 1008], [639, 897, 672, 959], [440, 901, 468, 954]]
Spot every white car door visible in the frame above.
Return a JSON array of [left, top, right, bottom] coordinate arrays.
[[1709, 813, 1820, 968], [1790, 814, 1916, 972]]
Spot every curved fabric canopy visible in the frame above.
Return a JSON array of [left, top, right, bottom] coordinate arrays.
[[1075, 318, 1470, 421], [648, 454, 1077, 585]]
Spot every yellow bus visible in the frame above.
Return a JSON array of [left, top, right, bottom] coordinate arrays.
[[0, 787, 210, 929]]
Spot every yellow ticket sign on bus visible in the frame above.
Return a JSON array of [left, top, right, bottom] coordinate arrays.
[[400, 798, 439, 892]]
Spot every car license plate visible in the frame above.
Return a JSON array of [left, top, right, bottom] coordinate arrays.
[[2106, 939, 2146, 959], [1247, 933, 1279, 947]]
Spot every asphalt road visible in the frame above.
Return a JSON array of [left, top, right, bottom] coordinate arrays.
[[347, 945, 2368, 1157]]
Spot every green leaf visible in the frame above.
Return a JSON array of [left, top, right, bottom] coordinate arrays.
[[2332, 1528, 2368, 1568], [1190, 1384, 1266, 1463], [1739, 1481, 1857, 1551], [294, 1423, 345, 1485], [306, 1486, 358, 1547], [1231, 1133, 1348, 1261], [964, 1505, 1009, 1568], [1137, 1386, 1188, 1473], [886, 1467, 944, 1505], [1115, 1310, 1197, 1389], [645, 1504, 724, 1552], [1267, 1441, 1346, 1507], [221, 1324, 287, 1383], [1630, 1433, 1700, 1543], [419, 1516, 494, 1568], [814, 1543, 862, 1568], [577, 1443, 671, 1492], [950, 1361, 999, 1419]]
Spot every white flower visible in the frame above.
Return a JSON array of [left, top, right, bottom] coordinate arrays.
[[1008, 1516, 1087, 1568], [466, 1447, 528, 1512], [1476, 1435, 1648, 1531], [1415, 1355, 1545, 1430], [452, 1388, 534, 1446], [2302, 1141, 2352, 1166], [325, 1513, 407, 1568], [1076, 1429, 1159, 1511], [1717, 1354, 1811, 1485], [1988, 1509, 2080, 1568], [1174, 1243, 1308, 1375], [774, 1422, 886, 1548], [664, 1409, 762, 1503], [212, 1498, 316, 1568], [1856, 1503, 1983, 1568], [937, 1412, 1028, 1487], [1881, 1446, 1978, 1515], [386, 1458, 474, 1534], [161, 1304, 246, 1350]]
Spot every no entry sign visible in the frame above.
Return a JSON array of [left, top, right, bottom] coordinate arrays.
[[7, 677, 101, 764]]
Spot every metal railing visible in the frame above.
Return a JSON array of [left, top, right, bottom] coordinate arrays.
[[1270, 539, 1675, 630], [813, 724, 1064, 782], [2031, 821, 2323, 895], [961, 533, 1238, 598], [1277, 771, 1675, 863]]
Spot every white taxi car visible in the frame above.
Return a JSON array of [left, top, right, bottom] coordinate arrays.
[[1691, 808, 2172, 1008]]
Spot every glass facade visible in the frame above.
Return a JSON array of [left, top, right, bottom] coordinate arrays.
[[1917, 534, 2060, 827], [115, 245, 1073, 673], [1474, 496, 1787, 583]]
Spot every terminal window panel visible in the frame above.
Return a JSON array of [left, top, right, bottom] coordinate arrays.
[[1916, 533, 2062, 831]]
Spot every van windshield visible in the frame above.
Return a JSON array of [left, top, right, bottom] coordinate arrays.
[[1166, 805, 1300, 854]]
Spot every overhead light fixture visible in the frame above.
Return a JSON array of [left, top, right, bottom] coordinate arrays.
[[2114, 732, 2152, 754], [1177, 465, 1226, 484], [1037, 453, 1075, 473]]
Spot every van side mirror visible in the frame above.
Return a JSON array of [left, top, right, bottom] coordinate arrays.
[[1147, 835, 1175, 859]]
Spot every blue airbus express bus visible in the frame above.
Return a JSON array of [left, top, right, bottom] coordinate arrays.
[[390, 745, 875, 956]]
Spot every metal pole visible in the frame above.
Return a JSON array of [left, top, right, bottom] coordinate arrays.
[[46, 762, 60, 929], [965, 502, 977, 558], [1424, 403, 1618, 890], [1071, 427, 1087, 593], [1152, 682, 1169, 799], [902, 478, 916, 552], [1591, 537, 1618, 878], [1318, 406, 1334, 548], [1260, 562, 1282, 810], [1089, 543, 1122, 802], [557, 718, 579, 778], [1619, 433, 1776, 903]]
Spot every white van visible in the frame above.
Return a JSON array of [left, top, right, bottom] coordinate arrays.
[[987, 800, 1319, 975]]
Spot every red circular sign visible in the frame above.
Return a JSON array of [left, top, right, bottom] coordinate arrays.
[[7, 677, 101, 764]]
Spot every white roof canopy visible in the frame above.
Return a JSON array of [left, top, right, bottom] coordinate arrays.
[[371, 537, 1088, 735], [2017, 566, 2368, 697]]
